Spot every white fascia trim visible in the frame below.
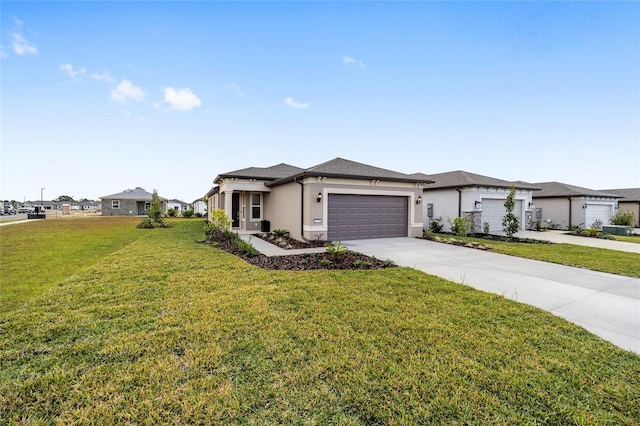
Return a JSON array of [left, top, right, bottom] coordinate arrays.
[[220, 181, 271, 193]]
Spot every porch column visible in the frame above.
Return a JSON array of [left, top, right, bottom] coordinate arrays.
[[224, 191, 233, 223]]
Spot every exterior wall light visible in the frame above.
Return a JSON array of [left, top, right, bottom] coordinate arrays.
[[316, 192, 322, 203], [416, 195, 422, 205], [475, 200, 482, 208]]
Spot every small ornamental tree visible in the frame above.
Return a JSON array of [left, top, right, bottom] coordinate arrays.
[[205, 209, 233, 240], [138, 189, 170, 228], [502, 186, 520, 238]]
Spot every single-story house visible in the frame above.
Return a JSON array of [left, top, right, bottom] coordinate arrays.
[[205, 158, 432, 241], [601, 188, 640, 227], [531, 182, 621, 229], [100, 187, 168, 216], [191, 198, 207, 215], [167, 199, 189, 213], [411, 170, 540, 234]]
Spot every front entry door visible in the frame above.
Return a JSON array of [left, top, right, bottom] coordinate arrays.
[[231, 193, 240, 227]]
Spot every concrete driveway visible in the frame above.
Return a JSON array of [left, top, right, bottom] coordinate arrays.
[[343, 237, 640, 354]]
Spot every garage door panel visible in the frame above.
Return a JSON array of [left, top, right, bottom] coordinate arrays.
[[585, 205, 611, 228], [328, 194, 408, 240], [481, 199, 523, 233]]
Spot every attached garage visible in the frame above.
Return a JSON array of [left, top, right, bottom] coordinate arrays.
[[585, 204, 612, 228], [327, 194, 408, 240], [481, 199, 523, 233]]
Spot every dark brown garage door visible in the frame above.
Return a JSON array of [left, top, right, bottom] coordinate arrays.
[[327, 194, 408, 240]]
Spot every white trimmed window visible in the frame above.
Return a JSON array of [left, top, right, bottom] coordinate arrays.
[[112, 200, 120, 209], [250, 193, 262, 220]]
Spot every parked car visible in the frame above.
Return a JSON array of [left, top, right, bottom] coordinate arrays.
[[0, 205, 4, 215], [3, 204, 16, 215], [18, 205, 35, 214]]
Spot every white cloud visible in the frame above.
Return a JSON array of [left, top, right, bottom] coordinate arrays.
[[227, 82, 245, 97], [342, 55, 365, 69], [91, 70, 116, 83], [0, 45, 8, 59], [59, 64, 86, 79], [162, 87, 202, 111], [111, 80, 145, 103], [11, 33, 37, 56], [284, 97, 310, 109], [12, 16, 24, 26]]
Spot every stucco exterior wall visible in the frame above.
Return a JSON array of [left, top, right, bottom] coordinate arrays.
[[264, 182, 302, 239], [423, 187, 534, 232], [618, 202, 640, 226]]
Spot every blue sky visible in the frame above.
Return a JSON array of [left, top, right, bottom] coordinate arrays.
[[2, 1, 639, 203]]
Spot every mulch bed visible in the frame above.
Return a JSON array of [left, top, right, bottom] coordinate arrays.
[[421, 232, 552, 249], [200, 233, 396, 271]]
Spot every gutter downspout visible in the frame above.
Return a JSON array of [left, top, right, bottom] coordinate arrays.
[[568, 196, 572, 229], [456, 188, 462, 217]]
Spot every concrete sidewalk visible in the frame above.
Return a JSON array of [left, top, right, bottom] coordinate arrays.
[[517, 230, 640, 253], [343, 237, 640, 354], [239, 233, 326, 257]]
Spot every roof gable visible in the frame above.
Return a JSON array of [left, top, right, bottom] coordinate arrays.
[[267, 157, 432, 186], [100, 187, 167, 201], [532, 182, 622, 198], [215, 163, 304, 183], [416, 170, 539, 190], [600, 188, 640, 202]]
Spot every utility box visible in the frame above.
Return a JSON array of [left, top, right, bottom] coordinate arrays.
[[602, 225, 631, 236], [535, 208, 542, 219], [260, 220, 270, 232], [427, 203, 433, 218]]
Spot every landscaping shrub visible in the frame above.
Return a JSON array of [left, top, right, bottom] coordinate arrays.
[[205, 209, 232, 240], [182, 209, 194, 218], [429, 220, 443, 233], [611, 211, 636, 227], [448, 216, 472, 237], [325, 240, 348, 258]]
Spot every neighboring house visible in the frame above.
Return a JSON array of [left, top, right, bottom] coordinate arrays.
[[602, 188, 640, 227], [411, 170, 539, 234], [100, 187, 168, 216], [20, 200, 101, 211], [531, 182, 621, 230], [191, 198, 207, 215], [167, 199, 189, 213], [205, 158, 432, 241]]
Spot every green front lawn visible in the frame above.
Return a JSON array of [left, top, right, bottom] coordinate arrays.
[[1, 219, 639, 424], [614, 234, 640, 244], [430, 234, 640, 278]]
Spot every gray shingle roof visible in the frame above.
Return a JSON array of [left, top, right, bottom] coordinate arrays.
[[531, 182, 622, 198], [267, 158, 433, 186], [413, 170, 539, 190], [100, 187, 167, 201], [599, 188, 640, 202], [215, 163, 304, 183]]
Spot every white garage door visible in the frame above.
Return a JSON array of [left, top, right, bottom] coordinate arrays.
[[585, 204, 612, 229], [481, 199, 523, 234], [327, 194, 408, 240]]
